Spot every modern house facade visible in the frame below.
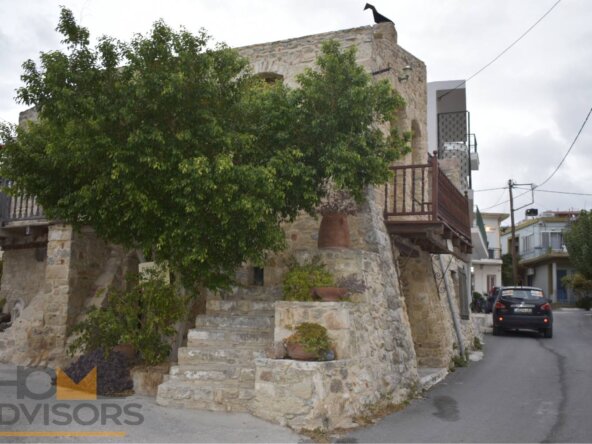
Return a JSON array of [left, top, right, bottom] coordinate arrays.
[[501, 211, 578, 303]]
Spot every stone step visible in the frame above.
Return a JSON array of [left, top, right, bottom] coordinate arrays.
[[187, 328, 272, 347], [194, 315, 274, 330], [178, 347, 267, 366], [156, 380, 254, 412], [206, 299, 275, 316], [168, 364, 256, 384], [211, 286, 283, 302]]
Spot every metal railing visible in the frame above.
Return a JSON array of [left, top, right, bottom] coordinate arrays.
[[0, 179, 45, 224], [384, 155, 471, 241], [488, 248, 502, 260], [475, 207, 488, 250]]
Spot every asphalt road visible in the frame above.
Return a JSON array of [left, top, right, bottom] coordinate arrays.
[[346, 309, 592, 443], [1, 309, 590, 443]]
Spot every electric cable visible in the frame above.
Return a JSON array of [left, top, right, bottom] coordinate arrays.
[[438, 0, 562, 101], [535, 106, 592, 188]]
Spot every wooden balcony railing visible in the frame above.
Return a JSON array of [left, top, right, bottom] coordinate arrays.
[[384, 155, 471, 255], [0, 179, 45, 225]]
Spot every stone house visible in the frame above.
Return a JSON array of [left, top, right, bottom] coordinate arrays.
[[0, 22, 479, 430]]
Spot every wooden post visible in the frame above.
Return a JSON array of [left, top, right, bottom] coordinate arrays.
[[431, 154, 439, 222]]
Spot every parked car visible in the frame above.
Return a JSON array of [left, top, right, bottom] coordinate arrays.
[[492, 286, 553, 338], [485, 286, 501, 313]]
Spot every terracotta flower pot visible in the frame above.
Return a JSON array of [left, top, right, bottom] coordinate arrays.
[[318, 213, 350, 248], [285, 342, 318, 361], [311, 287, 348, 302], [112, 343, 137, 362]]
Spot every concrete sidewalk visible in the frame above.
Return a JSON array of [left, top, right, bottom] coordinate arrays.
[[0, 363, 302, 443]]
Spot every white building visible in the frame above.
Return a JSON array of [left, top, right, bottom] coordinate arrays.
[[472, 211, 508, 295]]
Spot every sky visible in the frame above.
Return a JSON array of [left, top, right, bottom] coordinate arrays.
[[0, 0, 591, 224]]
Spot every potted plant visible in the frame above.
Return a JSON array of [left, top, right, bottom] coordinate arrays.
[[284, 322, 334, 361], [282, 257, 335, 301], [316, 187, 357, 249], [312, 273, 368, 302]]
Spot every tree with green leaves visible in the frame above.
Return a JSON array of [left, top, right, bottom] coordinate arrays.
[[0, 8, 409, 293], [564, 210, 592, 279]]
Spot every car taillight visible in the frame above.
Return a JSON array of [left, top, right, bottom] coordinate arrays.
[[495, 301, 505, 310], [540, 303, 551, 311]]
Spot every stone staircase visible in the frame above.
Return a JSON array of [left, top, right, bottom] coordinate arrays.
[[156, 288, 277, 412]]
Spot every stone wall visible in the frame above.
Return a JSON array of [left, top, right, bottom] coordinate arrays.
[[0, 246, 47, 312], [0, 225, 134, 367], [235, 22, 429, 430], [250, 185, 419, 429], [397, 251, 456, 368]]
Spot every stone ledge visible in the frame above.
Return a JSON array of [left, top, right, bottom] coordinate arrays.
[[274, 301, 358, 359], [252, 357, 365, 430]]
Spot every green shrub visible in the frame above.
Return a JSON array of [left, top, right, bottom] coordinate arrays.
[[451, 354, 469, 369], [473, 337, 483, 351], [576, 296, 592, 311], [69, 265, 188, 365], [282, 257, 334, 301], [285, 322, 333, 359]]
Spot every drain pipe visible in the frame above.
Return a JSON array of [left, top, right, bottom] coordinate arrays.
[[438, 255, 465, 357]]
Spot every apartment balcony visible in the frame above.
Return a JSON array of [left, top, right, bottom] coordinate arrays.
[[384, 155, 472, 259], [520, 246, 569, 265]]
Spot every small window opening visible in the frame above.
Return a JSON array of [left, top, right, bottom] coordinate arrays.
[[252, 267, 264, 286]]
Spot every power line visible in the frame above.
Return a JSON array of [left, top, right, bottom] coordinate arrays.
[[473, 186, 508, 193], [438, 0, 562, 101], [535, 106, 592, 188], [515, 187, 592, 197], [480, 104, 592, 210], [481, 189, 531, 211]]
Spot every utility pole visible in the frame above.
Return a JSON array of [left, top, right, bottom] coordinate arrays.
[[508, 179, 519, 285]]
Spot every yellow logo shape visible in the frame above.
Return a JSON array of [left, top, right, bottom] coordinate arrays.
[[56, 367, 97, 400]]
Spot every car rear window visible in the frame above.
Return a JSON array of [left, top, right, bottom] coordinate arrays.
[[501, 288, 544, 298]]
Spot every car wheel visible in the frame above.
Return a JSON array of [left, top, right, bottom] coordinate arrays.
[[493, 326, 502, 336], [543, 327, 553, 338]]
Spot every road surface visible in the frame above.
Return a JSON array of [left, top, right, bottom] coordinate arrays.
[[346, 309, 592, 443]]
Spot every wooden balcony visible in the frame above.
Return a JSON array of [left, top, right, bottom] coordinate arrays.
[[384, 155, 472, 259]]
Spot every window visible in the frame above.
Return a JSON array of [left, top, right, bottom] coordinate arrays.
[[252, 267, 264, 286], [541, 232, 563, 250], [522, 234, 534, 253]]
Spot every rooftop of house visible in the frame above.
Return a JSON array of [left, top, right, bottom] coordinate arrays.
[[500, 210, 580, 234]]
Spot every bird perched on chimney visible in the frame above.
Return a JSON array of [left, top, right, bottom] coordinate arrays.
[[364, 3, 393, 24]]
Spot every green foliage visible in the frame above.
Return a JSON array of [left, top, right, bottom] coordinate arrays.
[[564, 211, 592, 280], [282, 257, 334, 301], [470, 291, 484, 313], [285, 322, 333, 359], [575, 297, 592, 310], [0, 9, 409, 293], [501, 253, 514, 286], [473, 337, 483, 351], [451, 354, 469, 370], [69, 266, 187, 365]]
